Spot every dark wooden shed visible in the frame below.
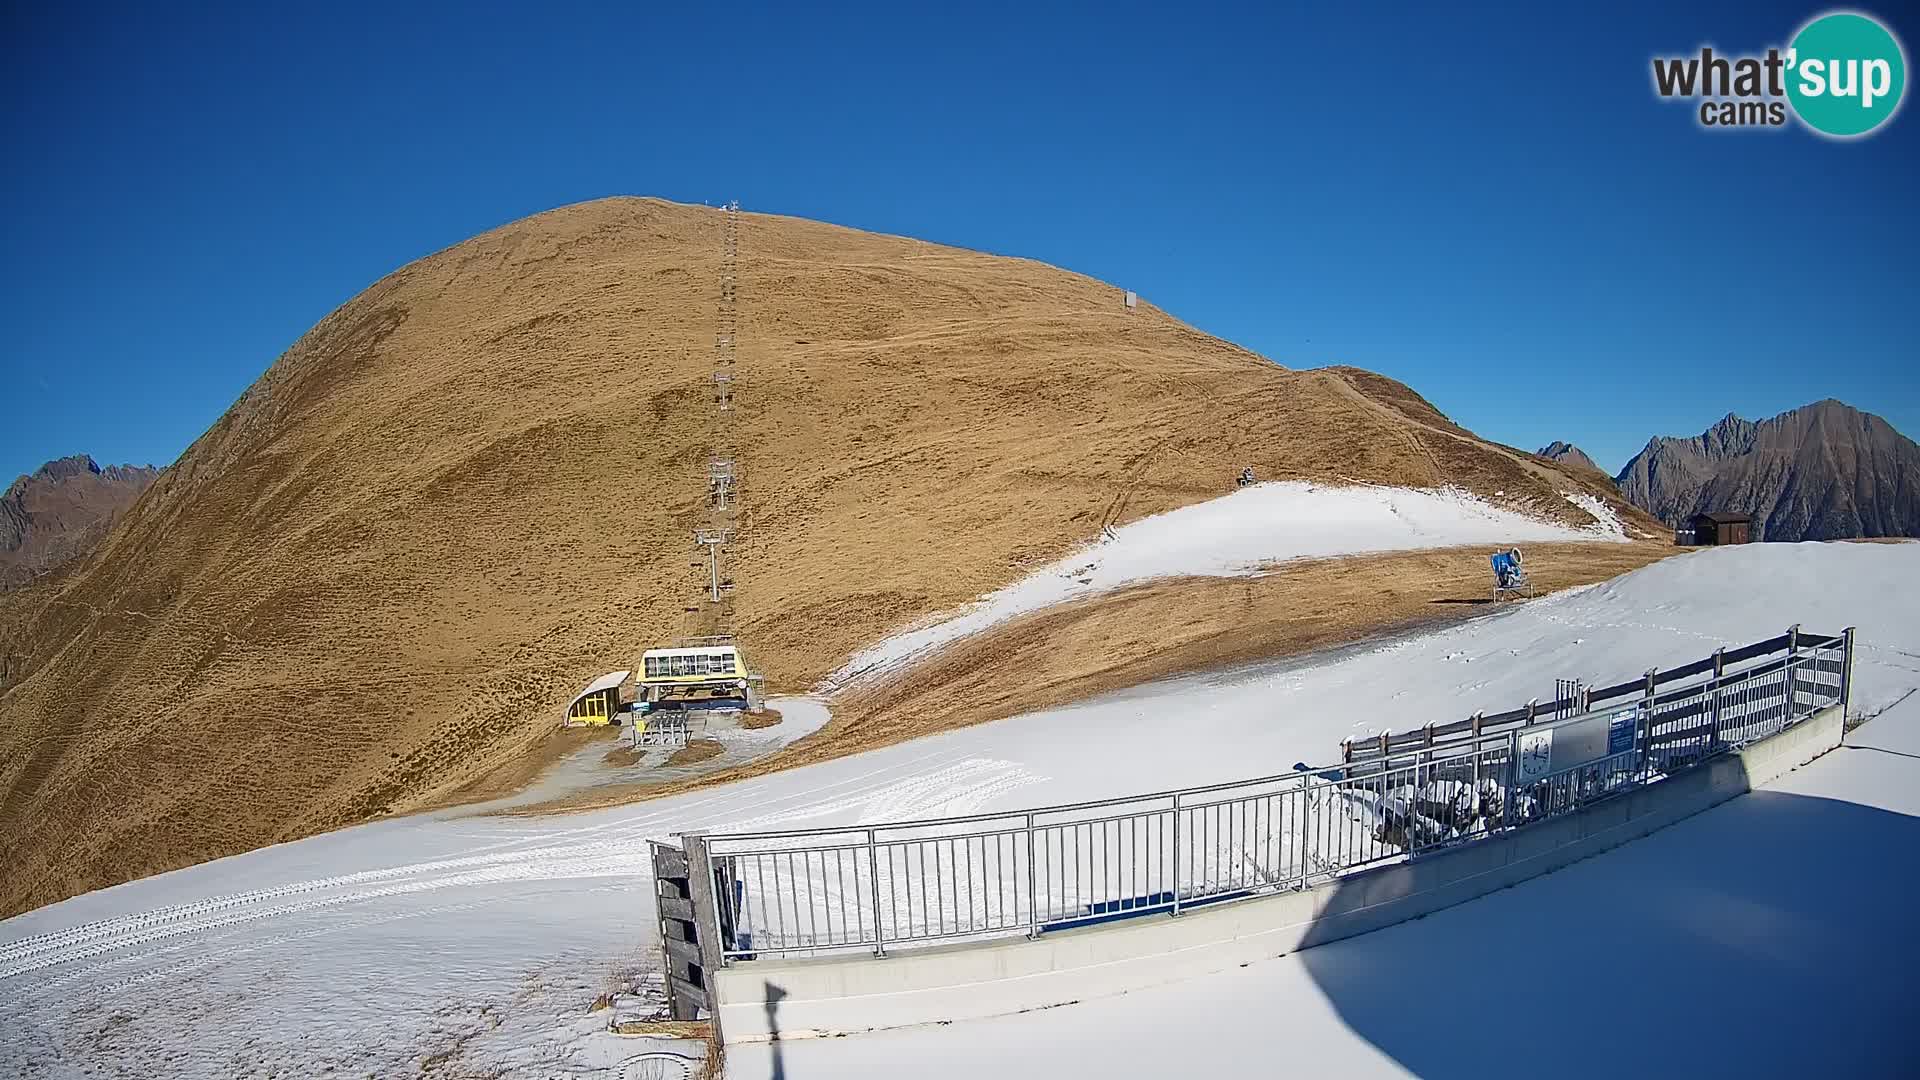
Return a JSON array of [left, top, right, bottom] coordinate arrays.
[[1690, 511, 1753, 545]]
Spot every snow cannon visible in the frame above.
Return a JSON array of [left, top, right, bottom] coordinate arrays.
[[1491, 548, 1532, 600]]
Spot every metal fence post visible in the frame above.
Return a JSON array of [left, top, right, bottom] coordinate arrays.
[[1025, 813, 1039, 939], [1710, 647, 1725, 700], [1296, 774, 1312, 891], [1170, 791, 1183, 916], [1504, 730, 1520, 828], [866, 829, 886, 958], [1787, 624, 1803, 718], [1470, 712, 1485, 820], [1641, 668, 1657, 778], [1841, 626, 1857, 730]]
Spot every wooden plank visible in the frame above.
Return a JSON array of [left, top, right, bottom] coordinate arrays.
[[661, 918, 694, 943], [667, 953, 700, 984], [684, 835, 728, 1041], [1484, 705, 1531, 726], [658, 895, 695, 920], [652, 847, 689, 878], [669, 977, 706, 1020], [1723, 634, 1791, 666], [1588, 679, 1641, 704], [1654, 656, 1717, 685], [663, 935, 702, 967]]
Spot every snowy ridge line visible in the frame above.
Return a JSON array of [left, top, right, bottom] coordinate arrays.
[[824, 482, 1629, 691]]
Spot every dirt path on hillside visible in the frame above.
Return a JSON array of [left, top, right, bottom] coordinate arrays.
[[516, 540, 1677, 814]]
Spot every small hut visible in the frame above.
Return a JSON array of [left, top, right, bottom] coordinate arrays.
[[1689, 512, 1753, 546], [564, 670, 630, 727]]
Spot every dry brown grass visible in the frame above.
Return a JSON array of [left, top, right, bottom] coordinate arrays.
[[0, 196, 1663, 916], [423, 724, 618, 809], [665, 738, 725, 767], [600, 743, 644, 767]]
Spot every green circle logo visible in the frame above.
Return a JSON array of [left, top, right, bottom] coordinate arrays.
[[1787, 12, 1907, 137]]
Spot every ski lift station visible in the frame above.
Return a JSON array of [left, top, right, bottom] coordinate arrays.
[[639, 640, 753, 711], [562, 640, 760, 729]]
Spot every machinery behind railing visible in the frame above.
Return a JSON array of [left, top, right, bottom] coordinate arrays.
[[681, 627, 1853, 964]]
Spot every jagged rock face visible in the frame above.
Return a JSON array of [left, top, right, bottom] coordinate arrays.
[[1, 455, 161, 589], [1615, 401, 1920, 541], [1536, 441, 1603, 476]]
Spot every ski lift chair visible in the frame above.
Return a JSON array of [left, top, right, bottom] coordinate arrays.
[[1491, 548, 1533, 600]]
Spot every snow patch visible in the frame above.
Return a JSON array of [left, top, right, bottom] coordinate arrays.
[[831, 482, 1628, 687], [1562, 491, 1629, 538]]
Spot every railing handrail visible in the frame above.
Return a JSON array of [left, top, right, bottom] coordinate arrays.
[[1343, 630, 1840, 761], [694, 627, 1852, 963], [704, 628, 1840, 849]]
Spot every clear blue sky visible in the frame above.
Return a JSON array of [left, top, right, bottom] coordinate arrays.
[[2, 1, 1914, 482]]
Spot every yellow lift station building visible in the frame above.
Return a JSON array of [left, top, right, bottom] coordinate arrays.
[[638, 644, 750, 708]]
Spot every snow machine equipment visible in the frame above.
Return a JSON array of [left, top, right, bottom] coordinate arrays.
[[1490, 548, 1533, 600]]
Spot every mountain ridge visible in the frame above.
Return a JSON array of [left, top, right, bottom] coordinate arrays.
[[1615, 400, 1920, 541], [1, 454, 161, 590], [1536, 441, 1603, 475]]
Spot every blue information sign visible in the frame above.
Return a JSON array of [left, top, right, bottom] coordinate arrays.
[[1607, 707, 1638, 755]]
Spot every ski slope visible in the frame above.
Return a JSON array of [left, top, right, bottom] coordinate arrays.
[[734, 687, 1920, 1078], [829, 482, 1627, 686], [3, 541, 1916, 1078]]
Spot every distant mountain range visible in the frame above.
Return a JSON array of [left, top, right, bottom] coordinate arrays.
[[1614, 401, 1919, 542], [1536, 440, 1602, 475], [1, 455, 160, 590]]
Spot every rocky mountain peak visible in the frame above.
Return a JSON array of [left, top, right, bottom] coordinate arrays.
[[1615, 400, 1918, 541], [2, 455, 161, 588], [1536, 441, 1604, 475]]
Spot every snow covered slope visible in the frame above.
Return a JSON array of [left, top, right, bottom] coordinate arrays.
[[736, 687, 1920, 1078], [3, 541, 1914, 1078], [831, 481, 1627, 686]]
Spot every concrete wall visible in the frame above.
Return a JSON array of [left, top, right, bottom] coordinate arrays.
[[712, 703, 1845, 1044]]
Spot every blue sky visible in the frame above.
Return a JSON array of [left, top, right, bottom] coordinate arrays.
[[2, 1, 1914, 483]]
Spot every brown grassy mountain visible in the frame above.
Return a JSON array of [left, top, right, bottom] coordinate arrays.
[[1616, 401, 1920, 541], [0, 197, 1659, 916], [0, 455, 160, 591]]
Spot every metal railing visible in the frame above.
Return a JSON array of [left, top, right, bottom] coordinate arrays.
[[690, 628, 1853, 961]]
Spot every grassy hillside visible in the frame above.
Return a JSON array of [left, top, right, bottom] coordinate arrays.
[[0, 197, 1660, 916]]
